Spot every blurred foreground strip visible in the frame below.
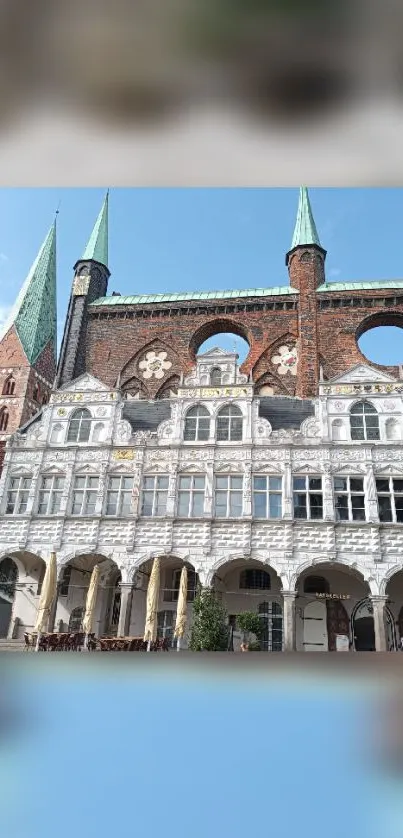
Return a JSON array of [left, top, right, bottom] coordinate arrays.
[[0, 0, 403, 182]]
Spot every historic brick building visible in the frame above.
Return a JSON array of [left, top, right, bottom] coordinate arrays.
[[0, 188, 403, 650]]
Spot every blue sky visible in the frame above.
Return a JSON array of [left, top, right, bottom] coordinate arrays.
[[1, 662, 395, 838], [0, 187, 402, 364]]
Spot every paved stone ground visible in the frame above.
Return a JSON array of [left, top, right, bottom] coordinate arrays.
[[0, 639, 25, 652]]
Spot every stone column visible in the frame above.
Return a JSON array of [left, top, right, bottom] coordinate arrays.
[[117, 584, 134, 637], [370, 595, 389, 652], [283, 460, 293, 519], [282, 590, 297, 652]]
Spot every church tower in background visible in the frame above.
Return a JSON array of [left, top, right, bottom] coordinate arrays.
[[0, 220, 57, 472]]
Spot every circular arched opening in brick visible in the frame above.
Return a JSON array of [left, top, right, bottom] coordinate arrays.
[[356, 313, 403, 367], [190, 319, 251, 366]]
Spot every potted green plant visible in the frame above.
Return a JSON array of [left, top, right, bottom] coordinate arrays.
[[237, 611, 264, 651]]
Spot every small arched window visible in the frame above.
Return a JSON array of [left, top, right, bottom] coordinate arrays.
[[217, 404, 243, 442], [240, 569, 271, 590], [184, 406, 210, 441], [332, 419, 346, 441], [68, 606, 84, 632], [303, 575, 329, 594], [386, 418, 401, 441], [67, 409, 92, 443], [3, 376, 15, 396], [350, 400, 380, 441], [0, 409, 9, 432], [92, 422, 105, 444], [210, 368, 222, 386]]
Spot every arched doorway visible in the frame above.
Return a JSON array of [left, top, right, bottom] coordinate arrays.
[[352, 598, 395, 652], [296, 563, 370, 652], [385, 569, 403, 651], [0, 558, 18, 638], [212, 559, 283, 651]]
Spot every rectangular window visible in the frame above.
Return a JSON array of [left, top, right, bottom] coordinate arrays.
[[334, 476, 366, 522], [5, 476, 31, 514], [253, 476, 282, 518], [141, 475, 169, 517], [177, 475, 206, 517], [293, 476, 323, 520], [60, 565, 72, 597], [71, 475, 100, 516], [37, 475, 65, 515], [105, 475, 134, 516], [376, 477, 403, 524], [214, 475, 243, 518]]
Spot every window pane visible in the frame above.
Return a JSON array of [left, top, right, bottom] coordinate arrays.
[[376, 479, 390, 493], [155, 496, 167, 515], [393, 479, 403, 494], [38, 496, 48, 515], [294, 495, 307, 518], [351, 427, 365, 440], [74, 477, 86, 489], [229, 494, 242, 516], [192, 493, 204, 516], [350, 478, 364, 493], [352, 508, 366, 521], [41, 477, 52, 490], [142, 493, 154, 515], [378, 496, 392, 522], [217, 418, 229, 440], [72, 495, 83, 515], [310, 501, 323, 519], [67, 420, 80, 441], [106, 492, 118, 515], [54, 477, 64, 490], [230, 477, 243, 489], [78, 420, 91, 442], [122, 477, 133, 490], [230, 419, 243, 441], [253, 493, 267, 517], [193, 476, 205, 490], [350, 415, 364, 427], [269, 495, 282, 518], [179, 476, 191, 490], [197, 421, 210, 441], [335, 495, 348, 510], [22, 478, 31, 490], [157, 477, 169, 489], [254, 477, 267, 491], [88, 477, 99, 489], [143, 477, 155, 490], [334, 478, 347, 492], [109, 477, 121, 490], [215, 477, 228, 490], [178, 494, 189, 517], [120, 497, 132, 516], [365, 415, 379, 427], [214, 495, 227, 517], [366, 427, 380, 440], [351, 495, 365, 509], [336, 506, 349, 521], [269, 477, 282, 492], [309, 478, 322, 491], [84, 495, 97, 514], [293, 477, 306, 491], [184, 420, 197, 441]]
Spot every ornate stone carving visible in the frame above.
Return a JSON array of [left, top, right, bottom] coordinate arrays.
[[301, 418, 321, 438], [139, 350, 172, 380], [133, 430, 153, 444], [113, 450, 135, 461], [157, 420, 174, 440], [116, 420, 132, 443], [271, 345, 298, 376], [255, 419, 272, 439]]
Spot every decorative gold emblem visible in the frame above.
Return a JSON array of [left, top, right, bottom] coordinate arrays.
[[113, 450, 134, 460]]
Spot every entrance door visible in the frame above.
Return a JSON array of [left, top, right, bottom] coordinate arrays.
[[303, 601, 328, 651], [258, 602, 283, 651]]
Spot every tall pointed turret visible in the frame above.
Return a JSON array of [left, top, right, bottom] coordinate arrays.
[[81, 190, 109, 268], [0, 220, 57, 364], [56, 193, 111, 388], [0, 219, 58, 467], [285, 188, 326, 400], [290, 187, 322, 251]]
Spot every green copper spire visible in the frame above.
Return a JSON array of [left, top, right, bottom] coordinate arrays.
[[82, 191, 109, 267], [0, 221, 57, 364], [290, 187, 322, 250]]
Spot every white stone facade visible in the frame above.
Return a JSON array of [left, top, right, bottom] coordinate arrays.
[[1, 353, 403, 651]]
